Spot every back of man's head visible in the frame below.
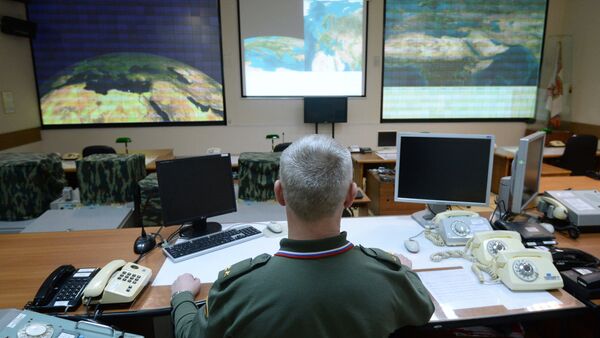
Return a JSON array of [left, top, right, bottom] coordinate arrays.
[[278, 135, 352, 222]]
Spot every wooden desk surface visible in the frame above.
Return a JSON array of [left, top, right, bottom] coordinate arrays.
[[0, 220, 589, 323], [0, 226, 208, 314], [351, 152, 396, 164]]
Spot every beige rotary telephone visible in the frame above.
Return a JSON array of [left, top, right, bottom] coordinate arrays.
[[82, 260, 152, 305], [426, 210, 493, 246], [432, 231, 563, 291]]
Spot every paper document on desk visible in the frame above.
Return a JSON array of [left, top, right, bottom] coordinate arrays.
[[153, 235, 281, 286], [145, 156, 158, 166], [417, 268, 560, 314], [375, 151, 396, 160]]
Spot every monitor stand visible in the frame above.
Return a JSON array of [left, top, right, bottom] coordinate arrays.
[[179, 218, 222, 239], [411, 204, 448, 227]]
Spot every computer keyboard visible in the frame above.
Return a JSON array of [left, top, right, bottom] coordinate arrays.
[[164, 225, 263, 262]]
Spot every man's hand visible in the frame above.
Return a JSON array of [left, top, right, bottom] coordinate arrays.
[[171, 273, 202, 297], [393, 253, 412, 269]]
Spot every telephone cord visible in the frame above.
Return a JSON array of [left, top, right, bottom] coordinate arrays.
[[472, 262, 500, 284], [424, 228, 446, 247], [430, 249, 467, 262]]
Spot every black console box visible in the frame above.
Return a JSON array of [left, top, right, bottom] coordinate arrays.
[[494, 215, 556, 247], [561, 268, 600, 300]]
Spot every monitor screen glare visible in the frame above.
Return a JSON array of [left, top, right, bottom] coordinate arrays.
[[156, 154, 236, 238]]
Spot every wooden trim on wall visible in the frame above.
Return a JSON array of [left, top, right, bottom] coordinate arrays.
[[0, 127, 42, 151], [564, 121, 600, 140]]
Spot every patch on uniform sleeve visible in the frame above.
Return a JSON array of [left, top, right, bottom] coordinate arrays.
[[217, 254, 271, 283], [359, 245, 401, 270]]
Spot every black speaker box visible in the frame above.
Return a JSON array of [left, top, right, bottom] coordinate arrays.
[[1, 16, 37, 38]]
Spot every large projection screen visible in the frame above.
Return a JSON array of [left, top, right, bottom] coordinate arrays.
[[238, 0, 367, 97], [28, 0, 225, 127], [381, 0, 548, 121]]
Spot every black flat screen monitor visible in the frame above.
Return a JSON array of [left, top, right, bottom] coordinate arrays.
[[510, 131, 545, 214], [304, 97, 348, 123], [394, 133, 495, 225], [156, 154, 236, 238], [378, 131, 397, 147]]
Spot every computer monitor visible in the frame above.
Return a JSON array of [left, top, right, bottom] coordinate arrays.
[[378, 131, 397, 147], [304, 97, 348, 123], [509, 131, 546, 214], [156, 154, 237, 238], [394, 133, 495, 226]]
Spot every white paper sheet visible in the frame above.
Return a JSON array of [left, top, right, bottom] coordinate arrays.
[[145, 155, 158, 166], [153, 235, 281, 286], [153, 216, 466, 286], [417, 268, 561, 316], [375, 152, 396, 160]]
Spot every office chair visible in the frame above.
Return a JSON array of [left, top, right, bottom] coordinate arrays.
[[273, 142, 292, 152], [552, 134, 598, 176], [82, 145, 117, 158]]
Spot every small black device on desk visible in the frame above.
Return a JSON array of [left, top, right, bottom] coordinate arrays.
[[561, 267, 600, 300], [494, 214, 556, 247], [25, 265, 98, 312]]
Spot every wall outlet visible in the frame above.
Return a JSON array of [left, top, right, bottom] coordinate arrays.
[[2, 92, 15, 114]]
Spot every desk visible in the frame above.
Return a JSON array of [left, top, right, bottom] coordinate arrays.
[[0, 217, 586, 330], [352, 152, 395, 190], [492, 146, 600, 193], [61, 148, 174, 174]]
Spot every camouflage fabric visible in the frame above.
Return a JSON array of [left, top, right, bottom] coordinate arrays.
[[0, 153, 66, 221], [138, 173, 163, 227], [77, 153, 146, 205], [238, 152, 281, 201]]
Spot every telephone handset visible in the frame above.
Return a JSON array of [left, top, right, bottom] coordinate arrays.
[[429, 210, 493, 246], [26, 265, 99, 312], [536, 196, 569, 220], [82, 260, 152, 305]]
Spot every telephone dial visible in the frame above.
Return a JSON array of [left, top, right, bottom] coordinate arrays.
[[82, 260, 152, 305], [426, 210, 493, 246]]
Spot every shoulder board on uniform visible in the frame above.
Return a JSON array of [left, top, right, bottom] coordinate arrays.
[[359, 245, 401, 270], [217, 253, 271, 283]]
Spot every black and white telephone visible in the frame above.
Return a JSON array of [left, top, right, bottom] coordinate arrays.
[[426, 210, 493, 246], [82, 260, 152, 305], [432, 231, 563, 291]]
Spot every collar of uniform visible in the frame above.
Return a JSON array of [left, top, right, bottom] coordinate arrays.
[[275, 231, 354, 259]]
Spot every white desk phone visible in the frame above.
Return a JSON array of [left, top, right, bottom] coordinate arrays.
[[426, 210, 493, 246], [82, 260, 152, 305], [432, 231, 563, 291], [536, 196, 569, 220]]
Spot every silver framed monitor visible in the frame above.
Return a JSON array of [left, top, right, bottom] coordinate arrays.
[[394, 133, 495, 226], [509, 131, 546, 214]]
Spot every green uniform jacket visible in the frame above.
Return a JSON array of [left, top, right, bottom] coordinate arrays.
[[171, 232, 434, 338]]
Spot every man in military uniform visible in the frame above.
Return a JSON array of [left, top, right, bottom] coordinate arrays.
[[171, 135, 434, 338]]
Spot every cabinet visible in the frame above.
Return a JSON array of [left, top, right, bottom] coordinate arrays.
[[365, 170, 424, 215]]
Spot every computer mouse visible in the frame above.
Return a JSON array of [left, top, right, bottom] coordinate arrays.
[[266, 221, 283, 234], [539, 222, 555, 234], [404, 239, 420, 254]]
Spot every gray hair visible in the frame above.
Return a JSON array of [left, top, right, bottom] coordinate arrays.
[[278, 134, 353, 222]]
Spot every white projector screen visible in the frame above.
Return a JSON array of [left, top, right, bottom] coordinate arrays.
[[381, 0, 548, 121], [238, 0, 367, 97]]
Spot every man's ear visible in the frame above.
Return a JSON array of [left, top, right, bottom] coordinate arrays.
[[274, 180, 286, 206], [343, 182, 358, 208]]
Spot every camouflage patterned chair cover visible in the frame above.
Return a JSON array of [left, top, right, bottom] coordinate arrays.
[[138, 173, 163, 227], [238, 152, 281, 201], [0, 153, 66, 221], [77, 154, 146, 205]]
